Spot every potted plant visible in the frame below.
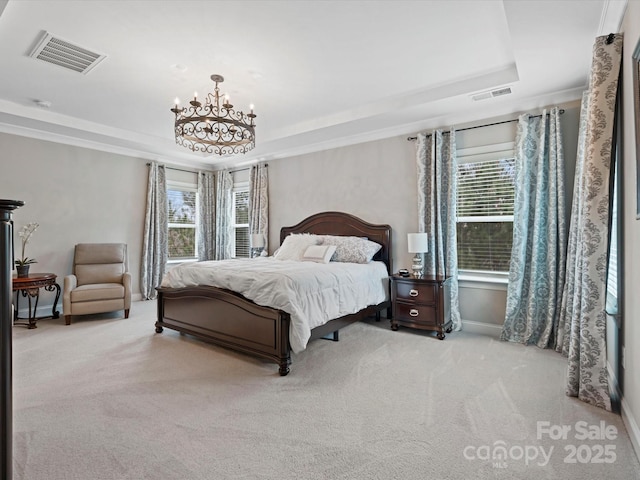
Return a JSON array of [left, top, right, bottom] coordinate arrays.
[[15, 222, 38, 277]]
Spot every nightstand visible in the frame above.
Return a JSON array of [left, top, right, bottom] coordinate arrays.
[[390, 274, 452, 339]]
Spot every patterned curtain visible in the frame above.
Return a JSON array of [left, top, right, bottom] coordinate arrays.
[[249, 163, 269, 252], [215, 170, 233, 260], [557, 34, 622, 411], [141, 162, 167, 300], [197, 171, 216, 261], [416, 130, 461, 331], [501, 108, 567, 348]]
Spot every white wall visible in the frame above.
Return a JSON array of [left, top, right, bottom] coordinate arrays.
[[268, 135, 417, 272], [0, 132, 148, 312], [620, 0, 640, 458]]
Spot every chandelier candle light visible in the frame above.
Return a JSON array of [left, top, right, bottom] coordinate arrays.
[[171, 74, 256, 156], [408, 232, 429, 278]]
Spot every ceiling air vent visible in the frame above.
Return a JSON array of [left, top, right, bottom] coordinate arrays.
[[29, 32, 105, 74], [471, 86, 512, 102], [471, 91, 493, 101], [491, 87, 512, 97]]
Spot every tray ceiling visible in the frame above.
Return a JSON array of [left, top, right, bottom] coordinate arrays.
[[0, 0, 627, 169]]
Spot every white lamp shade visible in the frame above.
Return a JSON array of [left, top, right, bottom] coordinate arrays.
[[407, 233, 429, 253], [250, 234, 265, 248]]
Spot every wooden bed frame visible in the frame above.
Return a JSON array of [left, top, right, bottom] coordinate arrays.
[[155, 211, 392, 376]]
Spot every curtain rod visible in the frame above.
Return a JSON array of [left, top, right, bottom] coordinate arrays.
[[406, 109, 565, 141], [146, 163, 268, 174], [147, 163, 269, 173], [145, 163, 197, 174], [230, 163, 268, 174]]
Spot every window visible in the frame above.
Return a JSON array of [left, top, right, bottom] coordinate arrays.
[[606, 153, 620, 315], [456, 155, 515, 274], [232, 184, 250, 258], [167, 182, 198, 260]]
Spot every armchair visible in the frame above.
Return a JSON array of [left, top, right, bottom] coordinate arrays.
[[63, 243, 131, 325]]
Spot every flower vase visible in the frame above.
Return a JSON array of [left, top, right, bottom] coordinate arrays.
[[16, 265, 30, 278]]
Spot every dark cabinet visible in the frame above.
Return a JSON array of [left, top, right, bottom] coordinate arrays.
[[1, 199, 23, 480], [390, 274, 452, 339]]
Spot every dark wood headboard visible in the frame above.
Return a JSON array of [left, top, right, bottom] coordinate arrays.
[[280, 211, 392, 274]]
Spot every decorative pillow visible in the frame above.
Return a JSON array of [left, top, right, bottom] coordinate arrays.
[[273, 233, 321, 261], [321, 235, 382, 264], [301, 245, 337, 264]]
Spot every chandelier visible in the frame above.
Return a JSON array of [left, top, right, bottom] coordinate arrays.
[[171, 74, 256, 156]]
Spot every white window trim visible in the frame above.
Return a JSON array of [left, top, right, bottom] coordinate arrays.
[[458, 270, 509, 285]]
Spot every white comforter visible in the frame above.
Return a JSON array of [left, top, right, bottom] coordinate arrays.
[[160, 258, 389, 353]]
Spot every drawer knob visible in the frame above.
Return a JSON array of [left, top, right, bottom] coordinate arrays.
[[409, 309, 419, 317], [409, 289, 419, 297]]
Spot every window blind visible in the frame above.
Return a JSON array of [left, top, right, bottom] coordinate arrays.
[[233, 189, 250, 258], [235, 226, 250, 258], [167, 189, 197, 224], [456, 158, 515, 272], [167, 187, 197, 259], [457, 158, 515, 218]]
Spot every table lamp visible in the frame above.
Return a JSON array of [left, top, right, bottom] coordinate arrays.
[[250, 233, 265, 258], [407, 233, 429, 277]]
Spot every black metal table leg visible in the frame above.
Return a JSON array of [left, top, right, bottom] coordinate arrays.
[[45, 282, 61, 319]]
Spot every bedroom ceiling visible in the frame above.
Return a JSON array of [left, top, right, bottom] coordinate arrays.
[[0, 0, 627, 169]]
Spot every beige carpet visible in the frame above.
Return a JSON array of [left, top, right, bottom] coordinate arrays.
[[10, 300, 640, 480]]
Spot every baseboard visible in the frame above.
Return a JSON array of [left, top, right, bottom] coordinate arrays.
[[461, 319, 502, 337], [622, 396, 640, 464], [15, 304, 60, 319], [15, 292, 144, 319]]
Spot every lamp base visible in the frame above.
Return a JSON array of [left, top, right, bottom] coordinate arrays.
[[411, 254, 423, 278]]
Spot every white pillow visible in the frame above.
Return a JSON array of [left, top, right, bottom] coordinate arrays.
[[273, 233, 321, 261], [301, 245, 337, 264], [321, 235, 382, 264]]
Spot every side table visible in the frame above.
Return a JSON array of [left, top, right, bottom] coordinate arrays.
[[390, 274, 452, 339], [12, 273, 61, 329]]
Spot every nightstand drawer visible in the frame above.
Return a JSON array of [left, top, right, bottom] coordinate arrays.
[[394, 281, 436, 303], [394, 302, 437, 325]]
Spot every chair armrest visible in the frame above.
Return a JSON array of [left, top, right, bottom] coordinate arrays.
[[63, 274, 77, 315], [122, 272, 132, 309]]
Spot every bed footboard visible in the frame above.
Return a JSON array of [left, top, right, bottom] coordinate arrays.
[[155, 211, 392, 376], [156, 286, 292, 375]]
